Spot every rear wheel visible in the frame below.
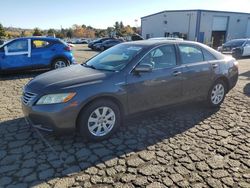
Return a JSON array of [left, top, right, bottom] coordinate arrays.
[[52, 58, 68, 69], [207, 80, 227, 107], [78, 99, 121, 141]]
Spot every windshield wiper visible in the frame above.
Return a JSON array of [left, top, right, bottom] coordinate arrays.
[[82, 63, 117, 72], [82, 64, 96, 70]]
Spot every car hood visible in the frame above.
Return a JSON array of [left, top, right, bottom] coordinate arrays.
[[26, 65, 111, 92]]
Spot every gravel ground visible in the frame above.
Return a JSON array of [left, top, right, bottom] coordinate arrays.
[[0, 44, 249, 188]]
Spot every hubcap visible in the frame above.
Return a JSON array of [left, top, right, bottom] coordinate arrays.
[[211, 83, 225, 105], [54, 61, 67, 69], [88, 107, 116, 137]]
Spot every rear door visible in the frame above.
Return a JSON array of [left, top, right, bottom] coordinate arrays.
[[31, 39, 53, 68], [1, 39, 31, 70], [126, 44, 183, 114], [178, 44, 213, 100]]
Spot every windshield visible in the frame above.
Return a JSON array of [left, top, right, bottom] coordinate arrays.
[[85, 44, 143, 71], [224, 39, 246, 46]]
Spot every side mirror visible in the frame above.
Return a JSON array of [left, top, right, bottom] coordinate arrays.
[[134, 64, 153, 73]]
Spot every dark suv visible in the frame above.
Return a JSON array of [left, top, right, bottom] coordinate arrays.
[[88, 38, 113, 50], [93, 39, 123, 51]]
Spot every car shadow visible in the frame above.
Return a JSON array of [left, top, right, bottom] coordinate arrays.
[[0, 102, 219, 187], [240, 71, 250, 96], [243, 83, 250, 96], [240, 70, 250, 80]]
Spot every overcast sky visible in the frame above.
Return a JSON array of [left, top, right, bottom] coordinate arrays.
[[1, 0, 250, 29]]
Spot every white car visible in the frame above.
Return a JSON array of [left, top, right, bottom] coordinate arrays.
[[218, 39, 250, 59]]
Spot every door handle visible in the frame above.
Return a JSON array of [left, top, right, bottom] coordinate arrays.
[[172, 71, 182, 76], [212, 63, 218, 68]]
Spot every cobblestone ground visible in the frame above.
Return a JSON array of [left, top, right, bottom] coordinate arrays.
[[0, 47, 249, 188]]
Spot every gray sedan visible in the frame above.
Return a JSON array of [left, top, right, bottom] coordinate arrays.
[[22, 40, 238, 141]]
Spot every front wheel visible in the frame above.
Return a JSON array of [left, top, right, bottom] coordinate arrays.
[[232, 48, 242, 59], [207, 80, 227, 107], [78, 100, 121, 141]]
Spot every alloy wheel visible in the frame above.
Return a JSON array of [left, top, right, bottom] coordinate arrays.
[[211, 83, 225, 105], [87, 106, 116, 137], [54, 60, 67, 69]]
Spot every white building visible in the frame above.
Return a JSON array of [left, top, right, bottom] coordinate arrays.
[[141, 9, 250, 47]]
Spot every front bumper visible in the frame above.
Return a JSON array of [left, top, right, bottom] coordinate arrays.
[[22, 101, 78, 134]]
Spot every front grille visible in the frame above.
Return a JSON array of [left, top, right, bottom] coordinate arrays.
[[22, 92, 37, 105]]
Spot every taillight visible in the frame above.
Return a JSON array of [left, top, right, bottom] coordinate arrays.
[[64, 46, 71, 51]]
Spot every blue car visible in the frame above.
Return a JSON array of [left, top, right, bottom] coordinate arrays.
[[0, 37, 76, 72]]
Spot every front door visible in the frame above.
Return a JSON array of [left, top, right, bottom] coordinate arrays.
[[1, 39, 31, 70], [178, 44, 213, 100], [126, 44, 183, 114]]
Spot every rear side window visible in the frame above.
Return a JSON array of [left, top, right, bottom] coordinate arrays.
[[179, 45, 204, 64], [33, 40, 50, 48], [202, 49, 217, 61]]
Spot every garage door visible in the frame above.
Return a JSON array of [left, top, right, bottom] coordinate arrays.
[[212, 16, 228, 31], [246, 19, 250, 38]]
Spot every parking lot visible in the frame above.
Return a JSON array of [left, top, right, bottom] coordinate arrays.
[[0, 44, 249, 188]]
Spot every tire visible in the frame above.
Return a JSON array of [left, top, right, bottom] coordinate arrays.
[[207, 80, 227, 108], [232, 49, 242, 59], [100, 46, 105, 51], [77, 99, 121, 141], [52, 58, 68, 69]]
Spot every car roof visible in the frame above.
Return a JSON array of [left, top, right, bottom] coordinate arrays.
[[148, 37, 184, 41], [226, 39, 248, 42], [14, 37, 60, 41], [124, 39, 202, 46], [123, 40, 225, 60], [104, 39, 120, 42]]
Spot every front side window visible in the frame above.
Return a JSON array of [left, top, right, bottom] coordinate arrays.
[[85, 44, 143, 71], [33, 40, 50, 48], [7, 40, 28, 53], [139, 45, 177, 69], [179, 45, 204, 64]]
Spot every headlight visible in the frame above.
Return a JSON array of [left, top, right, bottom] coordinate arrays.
[[36, 93, 76, 105]]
